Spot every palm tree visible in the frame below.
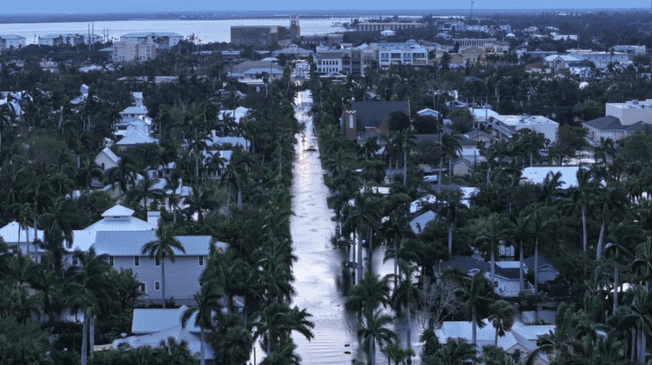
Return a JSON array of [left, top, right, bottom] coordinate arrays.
[[508, 211, 532, 294], [186, 129, 210, 181], [359, 310, 399, 365], [398, 128, 416, 184], [63, 249, 115, 365], [606, 223, 641, 313], [392, 261, 421, 364], [463, 271, 494, 346], [595, 186, 627, 260], [128, 170, 165, 216], [435, 189, 467, 256], [488, 300, 515, 346], [141, 221, 186, 308], [183, 184, 220, 224], [345, 270, 391, 324], [633, 237, 652, 292], [426, 338, 477, 365], [563, 167, 598, 253], [181, 281, 223, 365], [344, 193, 381, 280], [517, 129, 546, 167], [439, 132, 462, 185], [474, 213, 510, 287], [531, 208, 556, 293], [221, 147, 253, 217]]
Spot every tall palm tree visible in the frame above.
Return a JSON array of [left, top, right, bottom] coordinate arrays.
[[463, 271, 494, 347], [344, 193, 381, 280], [392, 261, 421, 364], [595, 186, 627, 260], [141, 221, 186, 308], [605, 222, 641, 312], [345, 270, 391, 324], [397, 128, 416, 184], [488, 299, 515, 346], [474, 213, 510, 287], [359, 310, 399, 365], [181, 281, 223, 365], [633, 237, 652, 292], [438, 133, 462, 185], [563, 167, 598, 253], [63, 249, 115, 365], [508, 211, 532, 293], [435, 189, 467, 256], [221, 147, 253, 217], [531, 208, 556, 293]]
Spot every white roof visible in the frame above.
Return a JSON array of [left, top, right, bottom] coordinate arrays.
[[116, 131, 159, 146], [0, 221, 45, 243], [521, 166, 580, 189], [495, 115, 558, 127], [97, 147, 121, 165], [113, 324, 215, 359], [120, 105, 148, 115], [410, 194, 437, 214], [470, 108, 500, 122], [69, 204, 156, 252], [218, 106, 250, 124], [132, 305, 200, 334], [410, 211, 437, 234]]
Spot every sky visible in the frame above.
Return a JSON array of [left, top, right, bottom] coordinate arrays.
[[3, 0, 649, 14]]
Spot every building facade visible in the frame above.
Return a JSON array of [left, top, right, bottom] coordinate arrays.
[[355, 22, 425, 31], [377, 40, 428, 67], [605, 99, 652, 125], [120, 32, 183, 50], [112, 40, 157, 63], [0, 34, 26, 50]]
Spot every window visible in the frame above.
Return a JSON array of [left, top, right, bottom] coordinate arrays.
[[139, 282, 146, 293], [349, 114, 354, 129], [494, 281, 498, 288], [72, 257, 79, 266], [198, 256, 204, 266], [134, 256, 140, 267], [155, 257, 160, 267], [155, 281, 161, 291], [109, 256, 114, 267]]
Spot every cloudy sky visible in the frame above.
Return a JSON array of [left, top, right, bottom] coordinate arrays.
[[3, 0, 648, 14]]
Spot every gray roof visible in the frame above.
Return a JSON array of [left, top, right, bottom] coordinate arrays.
[[409, 211, 437, 234], [116, 131, 158, 146], [583, 115, 622, 130], [436, 256, 524, 280], [523, 255, 556, 270], [93, 231, 220, 256], [132, 305, 201, 334], [0, 34, 25, 40], [349, 101, 409, 129]]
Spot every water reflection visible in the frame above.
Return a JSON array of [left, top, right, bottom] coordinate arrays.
[[290, 91, 361, 364]]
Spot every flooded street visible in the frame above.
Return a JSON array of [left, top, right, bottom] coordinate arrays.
[[289, 90, 360, 364]]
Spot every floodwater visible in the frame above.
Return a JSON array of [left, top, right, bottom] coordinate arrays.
[[288, 90, 422, 364], [289, 90, 361, 364]]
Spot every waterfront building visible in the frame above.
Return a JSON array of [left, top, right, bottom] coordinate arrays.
[[0, 34, 25, 50], [112, 40, 157, 63], [119, 32, 183, 49], [38, 33, 99, 46], [355, 22, 425, 32], [377, 40, 428, 67]]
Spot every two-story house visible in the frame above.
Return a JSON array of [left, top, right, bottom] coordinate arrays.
[[341, 101, 409, 140]]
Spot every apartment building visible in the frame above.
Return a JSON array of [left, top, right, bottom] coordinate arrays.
[[355, 22, 425, 32], [38, 33, 99, 46], [0, 34, 25, 50], [112, 40, 157, 63], [120, 32, 183, 50], [377, 40, 428, 67], [605, 99, 652, 125]]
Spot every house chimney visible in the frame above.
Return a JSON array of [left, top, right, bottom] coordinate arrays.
[[147, 211, 161, 228]]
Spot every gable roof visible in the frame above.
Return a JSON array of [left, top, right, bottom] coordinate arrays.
[[93, 231, 218, 257], [583, 115, 622, 130], [97, 147, 121, 165], [523, 255, 557, 270], [120, 105, 148, 115], [102, 204, 134, 217], [349, 101, 409, 129], [0, 221, 45, 244], [116, 131, 159, 146]]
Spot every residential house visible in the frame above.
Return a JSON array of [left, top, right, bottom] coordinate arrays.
[[416, 108, 441, 119], [0, 221, 46, 262], [583, 115, 649, 146], [341, 101, 409, 140], [115, 127, 159, 150], [95, 147, 121, 172], [435, 256, 532, 297], [206, 132, 250, 151], [544, 54, 582, 71], [112, 305, 215, 361], [435, 320, 553, 365], [523, 255, 559, 284], [228, 61, 284, 81], [492, 115, 559, 143], [567, 49, 629, 68], [94, 231, 225, 304]]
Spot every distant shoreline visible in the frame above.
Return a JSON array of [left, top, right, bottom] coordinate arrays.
[[0, 8, 642, 24]]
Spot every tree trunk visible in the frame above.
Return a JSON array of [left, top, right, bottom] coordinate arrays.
[[200, 328, 206, 365], [393, 240, 398, 288], [581, 204, 587, 253], [448, 223, 453, 256], [90, 315, 95, 359], [472, 311, 477, 346], [438, 156, 444, 186], [597, 220, 606, 260], [162, 258, 166, 308], [448, 157, 453, 184], [406, 307, 413, 365], [613, 264, 619, 313], [519, 245, 524, 293], [535, 241, 540, 294], [631, 327, 636, 361], [403, 150, 407, 185], [495, 323, 499, 346], [237, 188, 242, 209], [369, 335, 375, 365], [81, 310, 88, 365], [226, 184, 232, 218], [357, 230, 363, 285], [491, 250, 496, 289]]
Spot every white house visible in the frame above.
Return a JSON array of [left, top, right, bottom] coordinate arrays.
[[492, 115, 559, 143], [416, 108, 441, 119], [114, 116, 153, 137], [0, 221, 46, 262], [0, 34, 26, 50], [95, 147, 121, 171], [435, 320, 553, 365], [523, 255, 559, 284], [113, 305, 214, 360], [116, 128, 159, 150]]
